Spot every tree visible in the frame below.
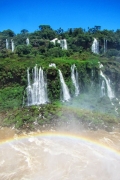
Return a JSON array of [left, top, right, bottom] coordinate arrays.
[[56, 27, 64, 34], [38, 25, 56, 39], [72, 28, 84, 37], [94, 26, 101, 31], [39, 25, 52, 31], [20, 29, 29, 35], [88, 26, 101, 34], [16, 45, 32, 56], [68, 28, 73, 36], [2, 29, 15, 37]]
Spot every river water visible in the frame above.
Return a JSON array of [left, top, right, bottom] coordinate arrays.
[[0, 127, 120, 180]]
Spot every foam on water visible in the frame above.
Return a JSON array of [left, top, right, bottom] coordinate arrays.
[[0, 131, 120, 180]]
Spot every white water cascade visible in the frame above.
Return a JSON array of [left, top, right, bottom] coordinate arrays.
[[101, 80, 106, 97], [100, 70, 114, 99], [104, 38, 107, 53], [91, 38, 99, 54], [50, 38, 67, 50], [50, 38, 58, 45], [49, 63, 56, 68], [26, 38, 30, 45], [26, 65, 48, 106], [71, 64, 79, 96], [11, 39, 15, 52], [6, 39, 9, 49], [60, 39, 68, 50], [58, 69, 71, 101]]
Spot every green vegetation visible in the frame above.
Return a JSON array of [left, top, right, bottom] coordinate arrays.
[[0, 24, 120, 131], [0, 25, 120, 59], [0, 54, 100, 105], [2, 103, 61, 129], [0, 85, 24, 109], [2, 104, 119, 131]]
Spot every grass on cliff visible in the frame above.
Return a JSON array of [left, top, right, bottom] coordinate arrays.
[[0, 85, 24, 110], [1, 102, 120, 131]]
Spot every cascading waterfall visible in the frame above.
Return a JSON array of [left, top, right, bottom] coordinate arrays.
[[49, 63, 56, 68], [60, 39, 68, 50], [100, 70, 114, 99], [6, 39, 9, 49], [50, 38, 58, 45], [101, 80, 106, 97], [11, 39, 15, 52], [90, 69, 94, 86], [26, 38, 30, 45], [58, 69, 71, 101], [104, 38, 107, 53], [91, 69, 94, 78], [91, 38, 99, 54], [57, 40, 61, 44], [98, 62, 119, 114], [50, 38, 67, 50], [63, 39, 68, 50], [71, 64, 79, 96], [26, 65, 48, 106]]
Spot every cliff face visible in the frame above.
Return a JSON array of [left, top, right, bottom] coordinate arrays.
[[101, 61, 120, 97], [0, 57, 120, 130], [0, 57, 99, 109], [0, 56, 120, 110]]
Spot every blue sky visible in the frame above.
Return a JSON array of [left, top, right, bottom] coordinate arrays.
[[0, 0, 120, 34]]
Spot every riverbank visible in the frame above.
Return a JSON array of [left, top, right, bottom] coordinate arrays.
[[0, 103, 120, 135]]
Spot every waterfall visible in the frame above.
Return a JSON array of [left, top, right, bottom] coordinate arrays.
[[60, 39, 68, 50], [106, 39, 107, 52], [91, 38, 99, 54], [99, 63, 103, 69], [101, 80, 106, 97], [6, 39, 9, 49], [26, 38, 30, 45], [26, 65, 48, 106], [57, 40, 61, 44], [11, 39, 15, 52], [50, 38, 58, 45], [49, 63, 56, 68], [104, 38, 107, 53], [63, 39, 67, 50], [50, 38, 67, 49], [100, 70, 114, 99], [58, 69, 71, 101], [71, 64, 79, 96], [91, 69, 94, 78]]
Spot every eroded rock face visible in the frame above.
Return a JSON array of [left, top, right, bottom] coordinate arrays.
[[103, 61, 120, 97]]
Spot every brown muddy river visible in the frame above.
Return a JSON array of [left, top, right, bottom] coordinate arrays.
[[0, 127, 120, 180]]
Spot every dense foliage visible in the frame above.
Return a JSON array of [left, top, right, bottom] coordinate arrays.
[[0, 25, 120, 58], [0, 25, 120, 130], [0, 54, 100, 109]]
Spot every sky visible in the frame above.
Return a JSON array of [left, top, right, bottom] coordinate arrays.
[[0, 0, 120, 34]]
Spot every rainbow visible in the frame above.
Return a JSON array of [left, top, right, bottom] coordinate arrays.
[[0, 131, 120, 156]]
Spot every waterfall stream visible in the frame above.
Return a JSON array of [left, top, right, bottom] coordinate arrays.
[[101, 80, 106, 97], [60, 39, 68, 50], [26, 38, 30, 45], [26, 65, 48, 106], [100, 70, 114, 99], [91, 38, 99, 54], [6, 39, 9, 49], [71, 64, 79, 96], [11, 39, 15, 52], [104, 38, 107, 53], [58, 69, 71, 101]]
